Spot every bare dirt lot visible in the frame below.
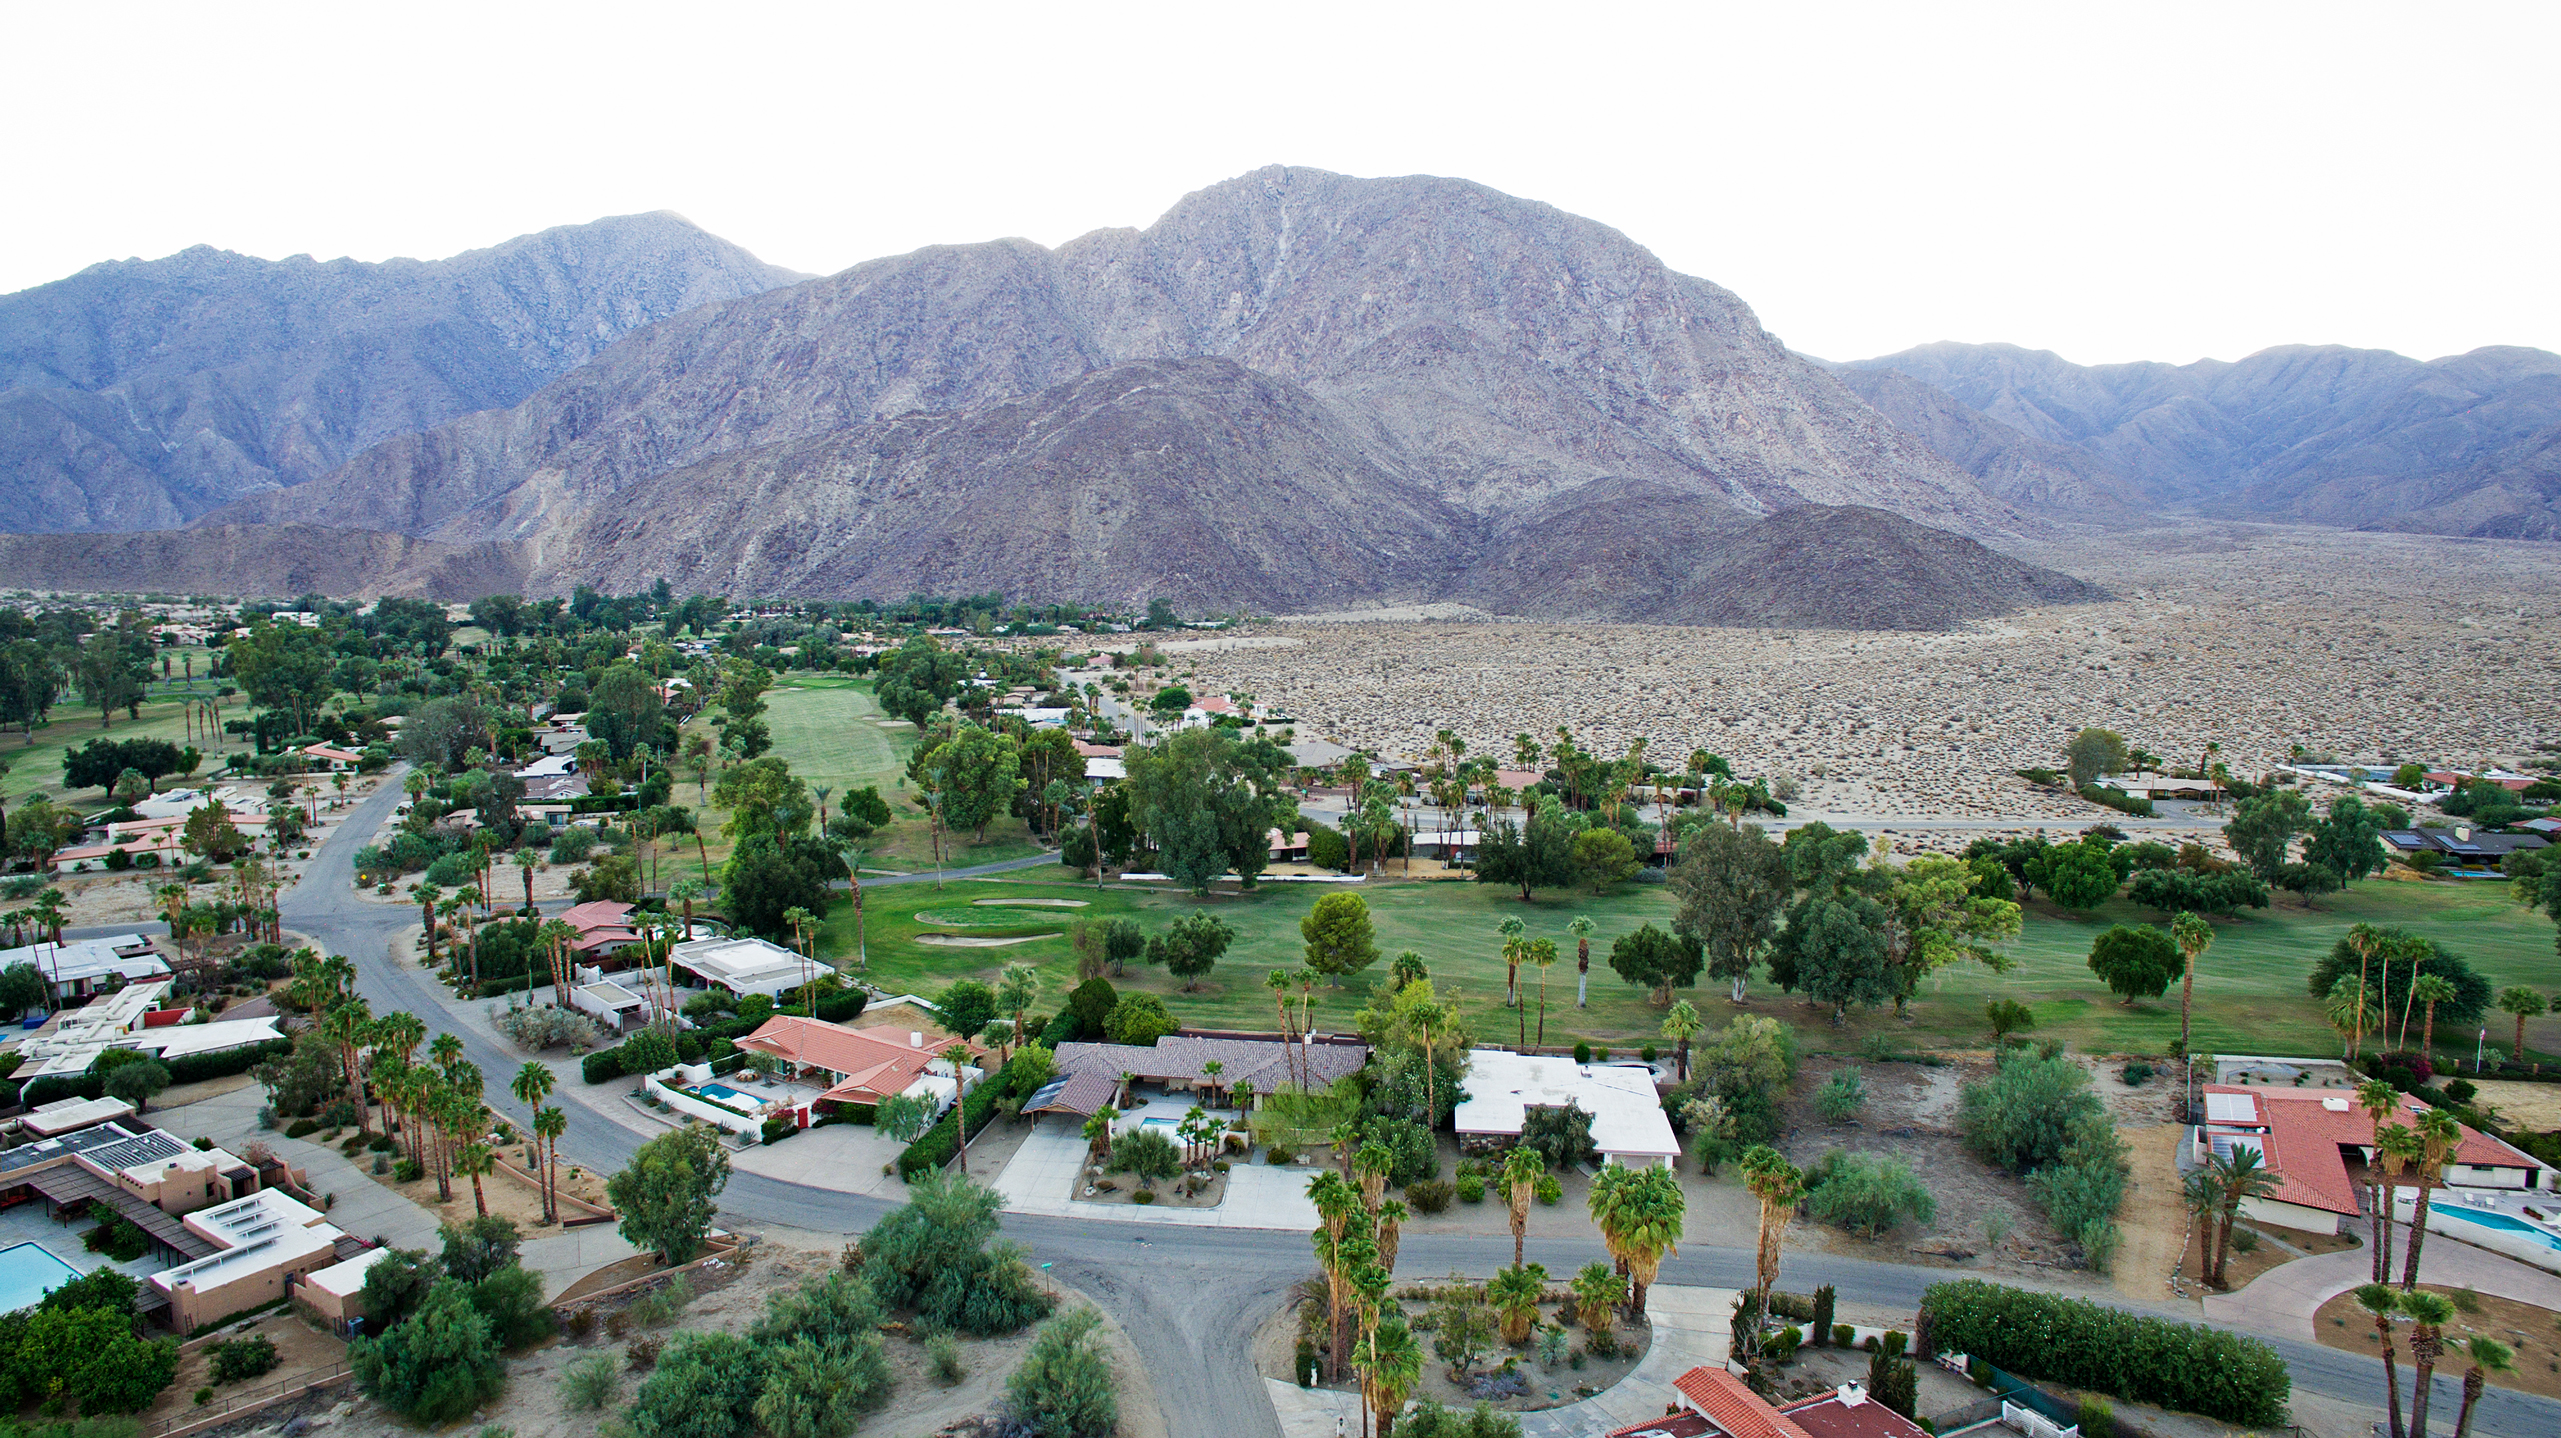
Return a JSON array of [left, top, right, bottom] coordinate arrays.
[[2315, 1283, 2561, 1401], [1254, 1280, 1651, 1415]]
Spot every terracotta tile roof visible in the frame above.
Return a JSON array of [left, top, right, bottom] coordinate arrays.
[[738, 1016, 985, 1106], [558, 901, 634, 934], [1781, 1390, 1932, 1438], [1671, 1367, 1810, 1438], [2201, 1086, 2545, 1216], [1607, 1413, 1717, 1438]]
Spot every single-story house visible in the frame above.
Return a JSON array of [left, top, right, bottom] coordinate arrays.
[[559, 900, 644, 959], [18, 1095, 139, 1137], [521, 772, 592, 804], [1085, 757, 1127, 784], [296, 1246, 393, 1335], [1073, 741, 1122, 760], [514, 754, 578, 780], [2382, 827, 2548, 862], [2194, 1085, 2551, 1235], [151, 1189, 354, 1334], [1454, 1049, 1680, 1169], [1410, 829, 1479, 862], [1267, 829, 1311, 862], [2101, 773, 2231, 802], [0, 935, 171, 1001], [669, 935, 815, 1000], [2426, 769, 2536, 793], [570, 980, 655, 1030], [1025, 1034, 1369, 1117], [299, 743, 366, 771], [733, 1014, 984, 1111], [1634, 1366, 1929, 1438]]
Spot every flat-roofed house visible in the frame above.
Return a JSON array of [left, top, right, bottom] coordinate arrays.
[[670, 935, 813, 1000], [1455, 1050, 1680, 1169], [150, 1189, 353, 1334]]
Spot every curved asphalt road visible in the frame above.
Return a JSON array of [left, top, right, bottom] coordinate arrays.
[[277, 773, 2546, 1437]]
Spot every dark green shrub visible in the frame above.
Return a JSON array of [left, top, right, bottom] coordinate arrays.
[[1406, 1179, 1454, 1214], [1918, 1279, 2288, 1423], [208, 1335, 280, 1384]]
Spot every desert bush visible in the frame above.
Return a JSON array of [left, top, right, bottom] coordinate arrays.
[[1004, 1309, 1116, 1438], [928, 1333, 967, 1385], [1816, 1072, 1867, 1123], [207, 1335, 279, 1384], [1960, 1049, 2103, 1173], [560, 1354, 620, 1410], [1406, 1179, 1454, 1214], [1457, 1175, 1486, 1203], [491, 1005, 604, 1052], [1803, 1152, 1936, 1238], [1107, 1129, 1181, 1184]]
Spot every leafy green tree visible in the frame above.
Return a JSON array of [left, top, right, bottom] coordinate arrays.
[[1103, 993, 1177, 1046], [2306, 930, 2491, 1041], [2306, 796, 2388, 885], [1122, 727, 1295, 894], [1879, 854, 2021, 1009], [468, 1264, 556, 1349], [438, 1213, 522, 1284], [1608, 923, 1704, 1006], [721, 831, 842, 939], [2086, 924, 2179, 1004], [854, 1172, 1054, 1335], [1005, 1309, 1118, 1438], [936, 978, 999, 1037], [1668, 821, 1787, 1003], [922, 725, 1025, 842], [2224, 789, 2315, 882], [620, 1027, 680, 1077], [348, 1277, 504, 1422], [1301, 891, 1380, 981], [1147, 911, 1236, 991], [2027, 839, 2120, 911], [1570, 828, 1639, 893], [101, 1058, 171, 1111], [227, 621, 336, 734], [1474, 800, 1577, 901], [2064, 728, 2128, 789], [607, 1125, 732, 1264]]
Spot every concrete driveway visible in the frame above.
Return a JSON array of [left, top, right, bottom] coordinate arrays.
[[2206, 1218, 2561, 1336], [994, 1118, 1319, 1230]]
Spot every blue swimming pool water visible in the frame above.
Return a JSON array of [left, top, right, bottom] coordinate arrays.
[[2436, 1206, 2561, 1251], [0, 1243, 82, 1314], [698, 1083, 748, 1104], [1139, 1116, 1179, 1129]]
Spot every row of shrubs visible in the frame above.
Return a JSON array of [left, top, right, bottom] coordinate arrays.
[[894, 1065, 1008, 1180], [18, 1035, 295, 1109], [1920, 1280, 2288, 1424]]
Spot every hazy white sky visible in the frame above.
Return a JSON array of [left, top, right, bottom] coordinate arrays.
[[7, 1, 2550, 366]]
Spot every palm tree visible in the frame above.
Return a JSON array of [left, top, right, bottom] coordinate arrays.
[[1373, 1197, 1406, 1274], [1502, 1147, 1542, 1268], [1000, 965, 1041, 1048], [1353, 1310, 1423, 1438], [533, 1104, 567, 1224], [320, 999, 376, 1136], [2203, 1145, 2279, 1288], [2400, 1111, 2461, 1290], [1569, 915, 1595, 1008], [2325, 977, 2376, 1060], [2376, 1122, 2423, 1283], [2400, 1289, 2459, 1438], [1602, 1165, 1684, 1315], [456, 1140, 495, 1218], [1662, 1001, 1702, 1083], [412, 882, 444, 964], [1737, 1147, 1801, 1310], [1529, 937, 1559, 1047], [668, 879, 703, 942], [512, 847, 541, 913], [1081, 1109, 1115, 1162], [2409, 975, 2458, 1056], [1486, 1264, 1547, 1344], [1307, 1172, 1365, 1380], [2170, 910, 2213, 1057], [941, 1043, 975, 1174], [538, 918, 578, 1006], [2391, 936, 2433, 1049], [782, 905, 817, 1014], [2357, 1080, 2404, 1282], [1199, 1059, 1224, 1109], [2450, 1334, 2515, 1438], [2496, 986, 2548, 1065], [1497, 916, 1526, 1010], [1266, 970, 1297, 1088], [1571, 1262, 1623, 1337], [2343, 923, 2385, 1059], [2352, 1284, 2407, 1438]]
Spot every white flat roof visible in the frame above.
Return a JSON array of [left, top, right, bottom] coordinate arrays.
[[670, 936, 810, 996], [1453, 1049, 1681, 1159], [0, 937, 168, 987], [302, 1245, 391, 1299]]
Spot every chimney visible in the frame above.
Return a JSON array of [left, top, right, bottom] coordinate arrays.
[[2455, 826, 2472, 842], [1838, 1383, 1867, 1407], [910, 1032, 922, 1048]]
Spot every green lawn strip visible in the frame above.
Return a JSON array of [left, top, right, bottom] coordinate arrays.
[[3, 681, 236, 806], [814, 872, 2557, 1059]]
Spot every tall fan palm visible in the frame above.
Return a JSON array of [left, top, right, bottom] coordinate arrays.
[[1737, 1147, 1801, 1311], [1497, 916, 1526, 1010], [2170, 910, 2214, 1057], [1502, 1147, 1543, 1269], [2408, 975, 2458, 1055], [1662, 1001, 1703, 1084], [1529, 937, 1559, 1047], [533, 1105, 567, 1225], [1569, 915, 1595, 1009], [2450, 1335, 2514, 1438], [2357, 1081, 2404, 1282], [2343, 922, 2385, 1059], [2400, 1111, 2462, 1290], [2400, 1289, 2458, 1438], [2204, 1145, 2279, 1288], [2352, 1284, 2407, 1438]]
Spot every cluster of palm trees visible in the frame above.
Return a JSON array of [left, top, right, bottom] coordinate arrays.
[[285, 952, 574, 1224], [1306, 1145, 1417, 1438], [2325, 923, 2462, 1061], [1264, 968, 1325, 1090], [1494, 916, 1562, 1047], [1, 885, 70, 948]]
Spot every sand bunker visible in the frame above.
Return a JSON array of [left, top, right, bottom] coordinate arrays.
[[971, 898, 1089, 908], [916, 932, 1060, 948]]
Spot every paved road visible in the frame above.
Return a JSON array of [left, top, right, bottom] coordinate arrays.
[[279, 772, 2551, 1437]]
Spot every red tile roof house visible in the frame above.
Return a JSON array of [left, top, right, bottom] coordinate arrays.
[[1604, 1367, 1928, 1438], [556, 901, 645, 962], [735, 1014, 989, 1113], [2195, 1085, 2551, 1234]]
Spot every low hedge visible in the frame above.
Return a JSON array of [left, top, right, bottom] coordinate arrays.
[[895, 1073, 1005, 1180], [581, 1047, 626, 1085], [1920, 1280, 2287, 1424], [814, 989, 870, 1024], [2078, 784, 2155, 818]]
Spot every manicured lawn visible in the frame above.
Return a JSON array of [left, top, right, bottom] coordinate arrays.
[[812, 868, 2561, 1064], [688, 676, 1052, 876], [2, 661, 236, 808]]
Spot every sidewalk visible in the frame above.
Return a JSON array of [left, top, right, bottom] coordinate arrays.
[[2203, 1217, 2561, 1337], [1260, 1284, 1735, 1438], [994, 1120, 1320, 1230]]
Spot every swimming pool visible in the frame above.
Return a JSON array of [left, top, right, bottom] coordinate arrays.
[[2436, 1205, 2561, 1252], [0, 1243, 82, 1314], [1139, 1116, 1181, 1130], [698, 1083, 749, 1104]]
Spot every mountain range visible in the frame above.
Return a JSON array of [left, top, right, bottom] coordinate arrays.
[[0, 168, 2545, 625]]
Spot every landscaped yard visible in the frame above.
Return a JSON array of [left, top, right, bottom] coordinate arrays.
[[814, 865, 2561, 1063]]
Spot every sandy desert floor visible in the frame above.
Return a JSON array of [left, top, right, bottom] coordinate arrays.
[[1159, 526, 2555, 818]]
